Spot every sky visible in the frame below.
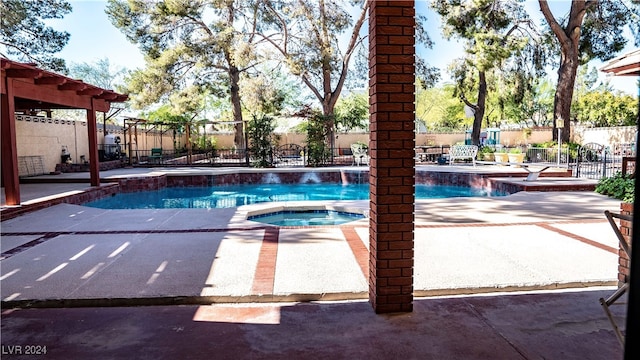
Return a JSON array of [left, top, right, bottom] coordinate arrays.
[[45, 0, 638, 96]]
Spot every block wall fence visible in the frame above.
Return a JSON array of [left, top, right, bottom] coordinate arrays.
[[13, 119, 633, 176]]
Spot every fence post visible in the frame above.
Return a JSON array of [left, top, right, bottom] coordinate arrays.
[[575, 146, 581, 178], [603, 150, 608, 178]]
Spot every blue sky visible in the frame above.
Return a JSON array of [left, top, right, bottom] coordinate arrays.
[[47, 0, 638, 96]]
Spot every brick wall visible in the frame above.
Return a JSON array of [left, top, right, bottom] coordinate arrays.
[[368, 0, 416, 313], [117, 175, 168, 193], [0, 184, 120, 221]]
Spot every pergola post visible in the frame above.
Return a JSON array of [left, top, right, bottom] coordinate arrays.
[[87, 99, 100, 187], [1, 78, 20, 205], [368, 0, 416, 313]]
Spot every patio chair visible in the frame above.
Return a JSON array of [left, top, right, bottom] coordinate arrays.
[[351, 143, 369, 166], [600, 210, 633, 347], [149, 147, 163, 164]]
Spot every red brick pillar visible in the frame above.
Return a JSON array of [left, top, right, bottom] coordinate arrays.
[[368, 0, 416, 313], [619, 202, 633, 286]]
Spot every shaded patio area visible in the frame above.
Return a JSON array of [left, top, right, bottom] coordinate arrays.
[[0, 165, 627, 358]]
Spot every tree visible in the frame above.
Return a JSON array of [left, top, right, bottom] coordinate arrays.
[[240, 65, 305, 117], [572, 90, 638, 127], [416, 83, 468, 132], [334, 91, 368, 133], [106, 0, 261, 148], [432, 0, 538, 145], [259, 0, 370, 149], [538, 0, 639, 142], [0, 0, 71, 72], [68, 58, 126, 90], [260, 0, 438, 149], [54, 58, 128, 123]]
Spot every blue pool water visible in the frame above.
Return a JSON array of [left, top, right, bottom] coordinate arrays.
[[85, 183, 504, 210], [248, 210, 365, 226]]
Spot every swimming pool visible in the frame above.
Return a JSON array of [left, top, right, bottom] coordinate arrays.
[[248, 210, 365, 226], [84, 183, 505, 209]]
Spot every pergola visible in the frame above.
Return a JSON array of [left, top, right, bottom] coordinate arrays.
[[601, 49, 640, 76], [1, 58, 128, 205]]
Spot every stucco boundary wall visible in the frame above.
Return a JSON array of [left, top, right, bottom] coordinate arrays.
[[15, 114, 635, 175], [219, 127, 637, 149], [252, 130, 556, 149], [573, 125, 637, 148], [15, 115, 177, 174]]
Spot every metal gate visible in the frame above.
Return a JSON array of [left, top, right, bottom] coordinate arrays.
[[574, 143, 620, 179]]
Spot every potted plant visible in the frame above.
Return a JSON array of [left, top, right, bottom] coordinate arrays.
[[493, 148, 508, 164], [478, 146, 494, 161], [507, 147, 525, 164]]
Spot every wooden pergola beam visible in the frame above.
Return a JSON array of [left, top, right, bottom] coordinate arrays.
[[5, 68, 43, 78], [0, 58, 128, 205], [78, 88, 105, 96], [59, 81, 88, 91], [35, 76, 68, 85]]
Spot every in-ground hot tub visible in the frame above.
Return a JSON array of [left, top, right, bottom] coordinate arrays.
[[247, 205, 367, 227]]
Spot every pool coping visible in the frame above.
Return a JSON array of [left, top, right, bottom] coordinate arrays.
[[1, 166, 592, 222]]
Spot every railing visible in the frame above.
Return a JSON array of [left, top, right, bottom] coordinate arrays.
[[525, 147, 572, 166], [123, 144, 637, 177], [126, 149, 228, 166], [124, 146, 363, 167], [573, 143, 635, 180]]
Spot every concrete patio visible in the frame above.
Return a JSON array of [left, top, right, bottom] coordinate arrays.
[[0, 166, 629, 359]]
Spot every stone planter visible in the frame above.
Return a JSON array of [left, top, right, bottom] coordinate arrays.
[[481, 153, 495, 161], [507, 153, 525, 164], [493, 153, 508, 164]]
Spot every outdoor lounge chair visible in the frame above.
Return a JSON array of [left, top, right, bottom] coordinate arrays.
[[351, 143, 369, 166]]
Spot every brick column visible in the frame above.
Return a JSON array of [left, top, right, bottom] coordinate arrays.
[[368, 0, 416, 313], [619, 202, 633, 286]]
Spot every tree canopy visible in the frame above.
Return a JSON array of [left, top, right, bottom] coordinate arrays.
[[93, 0, 638, 151], [68, 58, 126, 90], [0, 0, 71, 72], [432, 0, 539, 145], [539, 0, 639, 142], [258, 0, 370, 151], [106, 0, 263, 148]]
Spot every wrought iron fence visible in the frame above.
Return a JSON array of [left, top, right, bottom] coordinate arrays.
[[524, 147, 572, 166], [573, 143, 635, 180], [124, 146, 364, 167], [121, 143, 637, 179]]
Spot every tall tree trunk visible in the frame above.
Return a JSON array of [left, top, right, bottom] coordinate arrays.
[[224, 1, 244, 150], [539, 0, 594, 143], [322, 98, 335, 153], [471, 71, 487, 146], [461, 71, 487, 146], [229, 66, 244, 149], [553, 50, 578, 143]]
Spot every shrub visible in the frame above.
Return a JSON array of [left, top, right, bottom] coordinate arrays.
[[306, 113, 332, 167], [595, 172, 635, 203], [247, 114, 276, 167]]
